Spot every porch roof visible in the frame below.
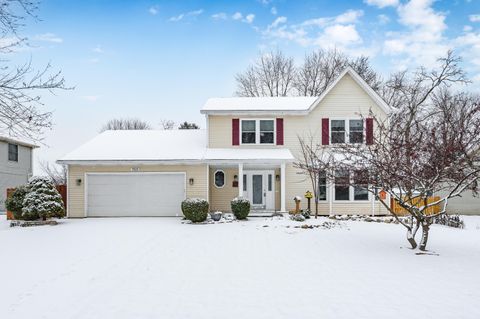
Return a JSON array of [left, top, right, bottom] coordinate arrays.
[[204, 148, 294, 163]]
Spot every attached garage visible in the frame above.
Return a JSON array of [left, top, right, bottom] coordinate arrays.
[[86, 173, 186, 217]]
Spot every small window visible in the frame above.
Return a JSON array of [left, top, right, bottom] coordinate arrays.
[[8, 143, 18, 162], [331, 120, 346, 144], [260, 120, 274, 144], [214, 170, 225, 188], [243, 174, 247, 191], [268, 174, 272, 191], [349, 120, 364, 144], [241, 120, 256, 144], [353, 171, 369, 201], [335, 170, 350, 200], [317, 171, 327, 201]]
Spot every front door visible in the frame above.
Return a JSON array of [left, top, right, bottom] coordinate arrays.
[[244, 170, 275, 210]]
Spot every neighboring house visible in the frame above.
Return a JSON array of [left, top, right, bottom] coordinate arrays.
[[0, 135, 36, 212], [58, 67, 392, 217]]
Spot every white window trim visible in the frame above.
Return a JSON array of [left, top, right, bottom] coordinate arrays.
[[333, 171, 370, 202], [240, 118, 276, 145], [214, 169, 226, 188], [329, 118, 365, 145]]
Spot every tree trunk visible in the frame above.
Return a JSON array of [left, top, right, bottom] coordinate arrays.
[[419, 222, 430, 251], [406, 227, 417, 249], [315, 201, 318, 219]]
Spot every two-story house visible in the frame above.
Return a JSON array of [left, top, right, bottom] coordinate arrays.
[[0, 135, 36, 212], [58, 67, 391, 217]]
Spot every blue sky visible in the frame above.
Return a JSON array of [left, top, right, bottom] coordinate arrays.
[[9, 0, 480, 172]]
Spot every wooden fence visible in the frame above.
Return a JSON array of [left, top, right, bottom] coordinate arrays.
[[390, 196, 441, 216], [5, 185, 67, 220]]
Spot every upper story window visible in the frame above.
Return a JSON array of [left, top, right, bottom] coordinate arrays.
[[241, 119, 275, 145], [331, 120, 346, 144], [8, 143, 18, 162], [214, 170, 225, 188], [331, 119, 364, 144]]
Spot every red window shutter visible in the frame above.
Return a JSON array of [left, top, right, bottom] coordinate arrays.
[[232, 119, 239, 145], [366, 118, 374, 145], [322, 118, 329, 145], [276, 118, 284, 145]]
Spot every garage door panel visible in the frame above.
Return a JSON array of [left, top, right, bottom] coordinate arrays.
[[86, 173, 185, 217]]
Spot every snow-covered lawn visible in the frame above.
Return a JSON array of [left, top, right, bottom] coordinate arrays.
[[1, 215, 479, 319]]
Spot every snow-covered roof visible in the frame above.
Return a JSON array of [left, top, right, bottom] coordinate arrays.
[[58, 130, 207, 163], [0, 134, 38, 148], [202, 97, 318, 113], [200, 67, 391, 115], [58, 129, 294, 164]]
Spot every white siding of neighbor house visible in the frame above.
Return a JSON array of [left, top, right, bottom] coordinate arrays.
[[207, 74, 389, 214], [0, 141, 33, 211], [67, 164, 208, 218]]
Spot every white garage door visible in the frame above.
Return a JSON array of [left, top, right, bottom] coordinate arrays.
[[86, 173, 185, 217]]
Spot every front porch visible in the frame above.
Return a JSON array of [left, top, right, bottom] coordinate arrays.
[[204, 147, 293, 213], [207, 162, 287, 214]]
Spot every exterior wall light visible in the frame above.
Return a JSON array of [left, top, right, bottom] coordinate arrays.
[[189, 178, 194, 185], [76, 178, 82, 186], [275, 174, 280, 182]]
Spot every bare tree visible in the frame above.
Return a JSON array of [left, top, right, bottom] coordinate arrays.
[[236, 49, 381, 97], [178, 121, 200, 129], [100, 118, 151, 132], [296, 51, 479, 251], [0, 0, 70, 141], [39, 160, 67, 185], [160, 119, 175, 130], [235, 50, 295, 97]]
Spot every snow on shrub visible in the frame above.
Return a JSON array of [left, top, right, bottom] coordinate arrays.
[[22, 177, 65, 221], [181, 198, 209, 223], [231, 197, 250, 220], [5, 185, 30, 220]]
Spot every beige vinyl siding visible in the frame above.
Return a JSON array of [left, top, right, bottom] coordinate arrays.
[[67, 164, 208, 218], [208, 73, 390, 215]]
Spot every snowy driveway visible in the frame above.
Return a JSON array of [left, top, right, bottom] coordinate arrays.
[[1, 216, 479, 319]]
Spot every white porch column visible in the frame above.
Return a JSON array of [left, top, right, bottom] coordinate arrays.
[[238, 163, 244, 198], [281, 163, 286, 212]]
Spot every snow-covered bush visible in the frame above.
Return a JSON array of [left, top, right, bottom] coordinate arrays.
[[290, 214, 305, 222], [181, 198, 209, 223], [5, 185, 30, 220], [22, 177, 65, 220], [301, 209, 311, 219], [231, 197, 250, 220]]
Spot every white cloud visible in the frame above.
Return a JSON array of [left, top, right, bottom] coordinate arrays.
[[270, 16, 287, 28], [378, 14, 390, 24], [302, 9, 363, 27], [232, 12, 243, 20], [383, 0, 449, 68], [464, 25, 473, 32], [315, 24, 362, 48], [212, 12, 227, 20], [364, 0, 399, 8], [263, 9, 365, 51], [34, 33, 63, 43], [169, 9, 203, 22], [92, 45, 104, 54], [469, 14, 480, 22], [149, 5, 159, 15], [244, 14, 255, 24], [271, 7, 277, 15]]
